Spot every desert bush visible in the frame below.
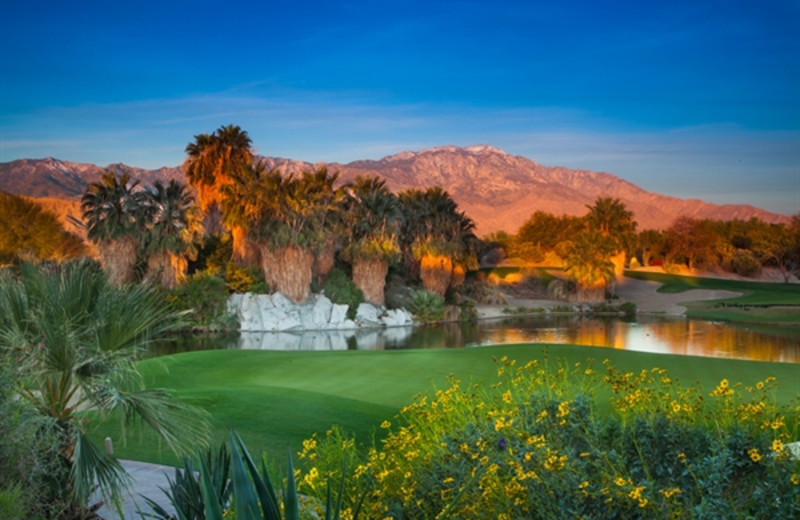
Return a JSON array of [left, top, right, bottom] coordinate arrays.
[[297, 357, 800, 519], [457, 277, 507, 305], [322, 267, 365, 320], [729, 251, 763, 278], [0, 357, 65, 520], [167, 273, 238, 330], [406, 289, 446, 322], [619, 301, 638, 317]]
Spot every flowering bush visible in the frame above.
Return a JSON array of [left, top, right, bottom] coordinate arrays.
[[297, 356, 800, 519]]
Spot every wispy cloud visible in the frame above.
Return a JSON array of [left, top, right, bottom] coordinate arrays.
[[2, 90, 797, 213]]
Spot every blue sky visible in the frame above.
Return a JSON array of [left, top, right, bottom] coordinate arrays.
[[1, 0, 798, 214]]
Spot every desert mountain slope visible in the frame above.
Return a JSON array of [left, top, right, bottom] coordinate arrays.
[[1, 146, 789, 235]]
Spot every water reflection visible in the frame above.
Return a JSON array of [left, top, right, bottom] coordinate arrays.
[[156, 317, 800, 363]]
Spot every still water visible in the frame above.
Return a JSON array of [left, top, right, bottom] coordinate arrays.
[[164, 316, 800, 364]]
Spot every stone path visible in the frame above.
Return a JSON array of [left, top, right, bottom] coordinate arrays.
[[96, 460, 177, 520]]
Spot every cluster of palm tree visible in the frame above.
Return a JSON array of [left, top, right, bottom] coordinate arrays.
[[80, 171, 198, 289], [183, 125, 479, 304], [505, 197, 637, 301], [565, 197, 637, 300]]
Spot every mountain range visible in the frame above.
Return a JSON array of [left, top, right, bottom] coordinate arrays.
[[0, 145, 790, 236]]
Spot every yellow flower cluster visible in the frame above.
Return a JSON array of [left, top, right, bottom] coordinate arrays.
[[291, 357, 797, 519], [710, 378, 735, 397]]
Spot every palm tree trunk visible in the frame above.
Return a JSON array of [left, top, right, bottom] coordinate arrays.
[[145, 250, 187, 289], [353, 257, 389, 306], [450, 263, 466, 289], [313, 237, 337, 286], [420, 254, 453, 298], [231, 225, 261, 268], [259, 244, 314, 303], [98, 237, 138, 287], [575, 280, 606, 303]]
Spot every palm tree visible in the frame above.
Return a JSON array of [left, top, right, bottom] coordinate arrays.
[[184, 124, 257, 265], [585, 197, 637, 279], [341, 176, 402, 305], [303, 167, 345, 286], [0, 260, 210, 516], [142, 179, 200, 289], [563, 230, 615, 302], [222, 165, 342, 303], [399, 187, 478, 297], [81, 170, 148, 286]]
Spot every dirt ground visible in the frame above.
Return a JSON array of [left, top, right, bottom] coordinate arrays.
[[473, 267, 772, 319], [475, 279, 740, 318]]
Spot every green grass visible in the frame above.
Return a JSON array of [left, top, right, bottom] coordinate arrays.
[[90, 345, 800, 467], [624, 270, 800, 324]]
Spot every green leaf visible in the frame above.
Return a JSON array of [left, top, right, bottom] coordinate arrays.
[[199, 454, 225, 520], [229, 432, 263, 520], [284, 448, 299, 520]]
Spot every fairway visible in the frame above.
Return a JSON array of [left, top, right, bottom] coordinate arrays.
[[90, 344, 800, 467]]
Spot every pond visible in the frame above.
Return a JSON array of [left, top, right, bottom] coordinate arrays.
[[161, 315, 800, 364]]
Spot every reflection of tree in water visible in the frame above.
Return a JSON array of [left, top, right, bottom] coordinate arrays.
[[150, 318, 799, 362], [644, 320, 799, 362], [404, 322, 478, 349]]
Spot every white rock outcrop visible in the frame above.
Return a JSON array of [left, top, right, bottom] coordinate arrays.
[[227, 292, 414, 332]]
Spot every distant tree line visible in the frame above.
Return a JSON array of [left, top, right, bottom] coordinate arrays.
[[6, 124, 798, 309], [488, 208, 800, 284]]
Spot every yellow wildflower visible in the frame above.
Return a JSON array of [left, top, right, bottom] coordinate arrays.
[[303, 466, 319, 490], [660, 487, 682, 499], [747, 448, 762, 463]]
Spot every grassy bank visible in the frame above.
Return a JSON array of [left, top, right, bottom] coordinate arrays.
[[90, 345, 800, 467], [625, 270, 800, 324]]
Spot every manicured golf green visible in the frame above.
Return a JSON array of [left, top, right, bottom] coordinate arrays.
[[624, 271, 800, 324], [90, 345, 800, 467]]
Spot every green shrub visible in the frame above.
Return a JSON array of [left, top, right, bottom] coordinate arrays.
[[167, 274, 238, 330], [297, 358, 800, 519], [729, 251, 763, 278], [458, 300, 478, 321], [619, 301, 637, 317], [0, 357, 66, 520], [160, 431, 361, 520], [407, 289, 445, 322], [323, 268, 364, 320], [0, 484, 26, 520], [143, 442, 231, 520], [189, 234, 233, 276]]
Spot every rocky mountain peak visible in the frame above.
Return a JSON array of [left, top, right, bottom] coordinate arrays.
[[1, 146, 791, 235]]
